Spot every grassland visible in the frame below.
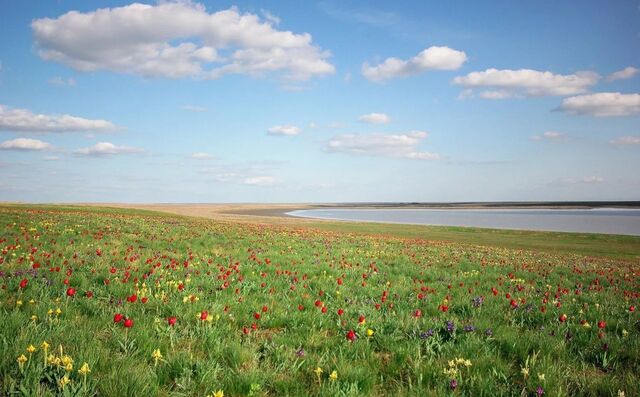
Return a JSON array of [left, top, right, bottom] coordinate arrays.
[[0, 204, 639, 396]]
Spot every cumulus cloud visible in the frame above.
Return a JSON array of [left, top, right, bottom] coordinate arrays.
[[191, 152, 213, 159], [362, 46, 467, 82], [0, 104, 116, 133], [610, 136, 640, 145], [327, 131, 440, 160], [358, 112, 391, 124], [267, 125, 300, 136], [558, 92, 640, 117], [453, 68, 600, 97], [32, 2, 334, 81], [531, 131, 566, 141], [0, 138, 52, 151], [607, 66, 638, 81], [74, 142, 144, 156]]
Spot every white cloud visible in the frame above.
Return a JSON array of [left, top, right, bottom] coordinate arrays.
[[243, 176, 277, 186], [610, 136, 640, 145], [607, 66, 638, 81], [453, 68, 600, 97], [556, 176, 604, 185], [182, 105, 207, 112], [327, 130, 440, 160], [267, 125, 300, 136], [48, 76, 76, 86], [0, 104, 116, 133], [362, 46, 467, 82], [74, 142, 144, 156], [32, 2, 334, 81], [0, 138, 52, 151], [358, 112, 391, 124], [532, 131, 566, 141], [43, 156, 60, 161], [558, 92, 640, 117], [191, 152, 213, 159]]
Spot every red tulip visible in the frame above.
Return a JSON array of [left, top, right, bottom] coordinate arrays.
[[19, 278, 28, 289], [262, 306, 268, 313], [337, 308, 344, 316], [337, 278, 343, 286], [114, 313, 123, 323], [123, 318, 133, 328], [559, 314, 568, 323], [321, 306, 327, 313], [298, 304, 304, 311], [630, 306, 636, 312], [413, 309, 422, 318], [314, 300, 322, 307], [85, 291, 93, 298], [254, 312, 261, 320], [200, 311, 208, 320], [168, 316, 177, 326], [346, 330, 357, 342], [597, 321, 606, 329], [66, 287, 76, 297], [358, 315, 366, 324]]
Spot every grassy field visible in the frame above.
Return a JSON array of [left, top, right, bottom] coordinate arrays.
[[0, 205, 639, 396]]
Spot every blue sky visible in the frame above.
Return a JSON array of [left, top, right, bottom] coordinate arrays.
[[0, 0, 638, 203]]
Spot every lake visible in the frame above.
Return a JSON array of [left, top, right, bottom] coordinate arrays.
[[287, 208, 640, 236]]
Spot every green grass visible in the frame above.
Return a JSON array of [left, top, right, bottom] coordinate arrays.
[[0, 205, 638, 396]]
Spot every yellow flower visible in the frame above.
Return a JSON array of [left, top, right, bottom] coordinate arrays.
[[65, 362, 73, 372], [208, 390, 224, 397], [16, 354, 27, 365], [78, 362, 91, 376], [47, 309, 54, 316], [329, 370, 338, 381], [521, 367, 529, 378], [366, 329, 374, 337], [58, 375, 70, 389], [622, 329, 629, 338], [464, 359, 472, 367], [152, 349, 163, 362], [55, 308, 62, 315], [41, 341, 50, 350], [582, 321, 591, 328], [16, 300, 23, 307], [27, 345, 37, 354], [314, 367, 323, 376], [30, 315, 38, 321]]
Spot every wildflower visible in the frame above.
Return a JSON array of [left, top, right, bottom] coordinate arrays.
[[536, 386, 544, 396], [366, 329, 375, 337], [114, 313, 124, 323], [55, 308, 62, 316], [346, 330, 357, 342], [538, 373, 545, 381], [622, 329, 628, 337], [209, 390, 224, 397], [463, 325, 476, 333], [521, 366, 529, 379], [329, 370, 338, 381], [152, 349, 163, 366], [295, 348, 305, 357], [445, 320, 455, 333], [485, 328, 493, 337], [16, 354, 27, 368], [123, 318, 134, 328], [27, 345, 36, 354], [58, 375, 71, 390], [79, 362, 91, 375], [618, 390, 625, 397], [30, 315, 38, 321], [16, 300, 23, 307], [420, 329, 434, 339], [314, 367, 324, 376], [449, 379, 458, 391], [19, 278, 28, 289]]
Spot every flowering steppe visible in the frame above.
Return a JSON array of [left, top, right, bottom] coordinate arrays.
[[0, 206, 638, 396]]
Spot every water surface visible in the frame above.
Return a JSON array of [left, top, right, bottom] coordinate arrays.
[[287, 208, 640, 235]]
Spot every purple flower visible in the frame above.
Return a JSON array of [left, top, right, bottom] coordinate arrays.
[[420, 329, 434, 339], [463, 325, 476, 333], [536, 386, 544, 396], [449, 379, 458, 390], [295, 348, 305, 357], [485, 328, 493, 337], [472, 296, 484, 308], [445, 320, 455, 333]]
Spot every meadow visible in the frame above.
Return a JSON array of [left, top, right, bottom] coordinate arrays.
[[0, 205, 638, 396]]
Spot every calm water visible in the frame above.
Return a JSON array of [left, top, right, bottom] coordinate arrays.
[[287, 208, 640, 235]]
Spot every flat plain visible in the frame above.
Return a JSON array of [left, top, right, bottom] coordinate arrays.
[[1, 204, 639, 396]]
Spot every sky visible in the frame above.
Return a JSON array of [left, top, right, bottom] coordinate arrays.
[[0, 0, 639, 203]]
